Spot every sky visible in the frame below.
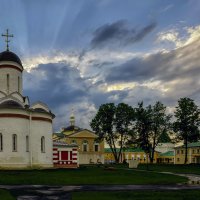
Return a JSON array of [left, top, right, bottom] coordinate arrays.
[[0, 0, 200, 131]]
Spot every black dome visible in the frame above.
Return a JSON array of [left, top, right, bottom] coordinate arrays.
[[0, 51, 22, 66]]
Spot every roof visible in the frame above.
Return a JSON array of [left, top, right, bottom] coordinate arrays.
[[53, 140, 77, 147], [53, 132, 65, 139], [124, 148, 144, 153], [105, 148, 121, 153], [0, 50, 22, 66], [104, 147, 145, 153], [159, 151, 174, 157], [62, 125, 81, 133], [175, 142, 200, 148]]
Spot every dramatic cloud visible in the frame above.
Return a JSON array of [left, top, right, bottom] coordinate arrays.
[[91, 20, 156, 48], [105, 38, 200, 101]]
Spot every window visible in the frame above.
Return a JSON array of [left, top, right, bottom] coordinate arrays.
[[0, 133, 3, 151], [177, 158, 180, 162], [83, 140, 88, 152], [177, 150, 180, 154], [18, 76, 20, 93], [94, 142, 99, 152], [7, 74, 10, 94], [181, 150, 184, 154], [94, 145, 98, 152], [71, 140, 77, 144], [26, 136, 29, 152], [198, 149, 200, 154], [12, 134, 17, 152], [192, 149, 195, 154], [41, 136, 45, 153]]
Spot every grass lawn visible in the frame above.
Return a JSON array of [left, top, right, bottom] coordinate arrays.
[[0, 166, 187, 185], [0, 189, 15, 200], [72, 190, 200, 200], [138, 163, 200, 174]]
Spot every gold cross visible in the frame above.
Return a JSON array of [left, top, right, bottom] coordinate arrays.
[[2, 29, 14, 51]]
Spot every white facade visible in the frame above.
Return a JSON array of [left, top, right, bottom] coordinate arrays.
[[0, 50, 54, 168]]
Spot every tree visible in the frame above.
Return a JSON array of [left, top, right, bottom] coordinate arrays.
[[150, 101, 171, 163], [158, 129, 172, 143], [134, 101, 171, 163], [134, 102, 153, 164], [174, 97, 200, 164], [90, 103, 135, 163]]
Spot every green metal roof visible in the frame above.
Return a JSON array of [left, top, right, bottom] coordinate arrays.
[[124, 148, 144, 153], [175, 142, 200, 148], [104, 148, 121, 153], [160, 151, 174, 157], [104, 147, 144, 153]]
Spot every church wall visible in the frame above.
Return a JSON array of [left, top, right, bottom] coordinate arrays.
[[0, 65, 22, 95], [31, 114, 53, 168], [0, 109, 53, 168], [0, 114, 30, 168]]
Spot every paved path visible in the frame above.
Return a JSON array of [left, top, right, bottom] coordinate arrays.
[[2, 184, 200, 200]]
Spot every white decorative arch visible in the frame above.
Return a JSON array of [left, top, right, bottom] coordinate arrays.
[[31, 101, 50, 112]]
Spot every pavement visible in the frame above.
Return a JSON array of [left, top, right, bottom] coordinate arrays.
[[2, 184, 200, 200]]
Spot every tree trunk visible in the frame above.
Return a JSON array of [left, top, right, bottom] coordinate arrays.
[[184, 139, 188, 164]]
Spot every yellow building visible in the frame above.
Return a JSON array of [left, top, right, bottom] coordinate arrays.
[[53, 113, 104, 164], [104, 148, 123, 164], [175, 142, 200, 164], [104, 148, 159, 164], [157, 151, 174, 164]]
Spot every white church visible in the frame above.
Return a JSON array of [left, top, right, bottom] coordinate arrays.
[[0, 30, 55, 168]]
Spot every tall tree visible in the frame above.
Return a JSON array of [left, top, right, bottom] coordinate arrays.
[[90, 103, 135, 163], [134, 101, 171, 163], [134, 102, 153, 163], [150, 101, 171, 163], [174, 97, 200, 164]]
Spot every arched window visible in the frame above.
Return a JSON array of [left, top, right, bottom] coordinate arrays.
[[41, 136, 45, 153], [26, 136, 29, 152], [0, 133, 3, 151], [12, 134, 17, 152], [18, 76, 20, 93], [82, 140, 88, 152]]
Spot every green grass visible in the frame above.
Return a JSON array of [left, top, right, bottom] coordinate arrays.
[[0, 189, 15, 200], [72, 190, 200, 200], [0, 166, 187, 185], [138, 163, 200, 174]]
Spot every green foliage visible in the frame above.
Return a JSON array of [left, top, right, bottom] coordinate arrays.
[[90, 103, 135, 163], [158, 129, 171, 143], [134, 102, 152, 154], [158, 130, 172, 143], [134, 101, 171, 163], [173, 97, 200, 164]]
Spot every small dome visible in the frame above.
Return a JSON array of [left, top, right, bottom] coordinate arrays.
[[0, 100, 23, 108], [0, 51, 22, 66]]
